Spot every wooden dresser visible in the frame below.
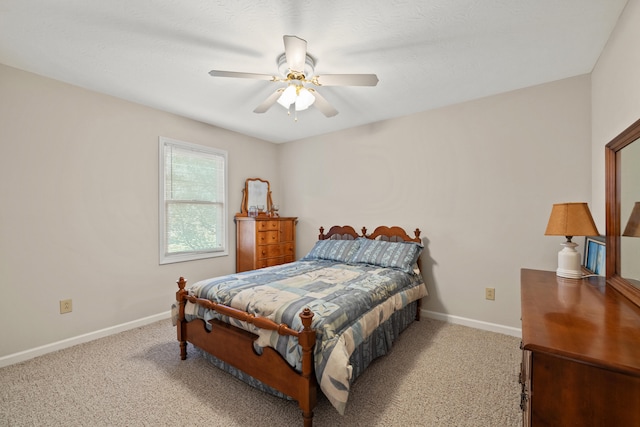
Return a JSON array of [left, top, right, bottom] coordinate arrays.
[[519, 269, 640, 426], [235, 216, 297, 272]]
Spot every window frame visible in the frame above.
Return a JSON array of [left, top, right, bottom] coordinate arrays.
[[158, 136, 228, 264]]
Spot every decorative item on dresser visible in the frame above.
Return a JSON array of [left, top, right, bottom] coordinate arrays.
[[235, 177, 296, 272], [519, 269, 640, 426], [583, 235, 606, 276], [544, 202, 599, 279]]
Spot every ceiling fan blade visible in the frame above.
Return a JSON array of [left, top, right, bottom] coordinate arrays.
[[209, 70, 276, 81], [308, 89, 338, 117], [283, 35, 307, 73], [253, 89, 284, 113], [313, 74, 379, 87]]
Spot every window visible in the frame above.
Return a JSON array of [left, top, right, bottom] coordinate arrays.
[[159, 137, 228, 264]]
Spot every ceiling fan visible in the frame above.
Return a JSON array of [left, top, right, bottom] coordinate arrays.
[[208, 35, 379, 119]]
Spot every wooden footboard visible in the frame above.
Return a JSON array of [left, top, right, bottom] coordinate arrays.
[[175, 277, 317, 426]]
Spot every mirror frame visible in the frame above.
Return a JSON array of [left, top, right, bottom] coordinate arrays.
[[239, 177, 272, 216], [606, 117, 640, 307]]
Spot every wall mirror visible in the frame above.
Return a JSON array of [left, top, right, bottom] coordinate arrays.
[[606, 117, 640, 307], [239, 177, 272, 215]]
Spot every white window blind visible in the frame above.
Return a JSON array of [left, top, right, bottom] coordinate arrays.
[[159, 137, 228, 264]]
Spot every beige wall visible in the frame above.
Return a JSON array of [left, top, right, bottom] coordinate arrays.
[[279, 75, 592, 329], [3, 0, 638, 360], [591, 0, 640, 227], [0, 64, 280, 358]]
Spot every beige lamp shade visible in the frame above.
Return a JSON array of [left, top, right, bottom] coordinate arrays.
[[545, 202, 599, 237], [623, 202, 640, 237]]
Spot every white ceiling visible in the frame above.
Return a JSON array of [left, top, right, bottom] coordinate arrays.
[[0, 1, 629, 143]]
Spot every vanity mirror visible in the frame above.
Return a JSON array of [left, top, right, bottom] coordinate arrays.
[[606, 117, 640, 307], [239, 177, 273, 216]]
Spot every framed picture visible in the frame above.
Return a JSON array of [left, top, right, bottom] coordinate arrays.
[[583, 236, 606, 275]]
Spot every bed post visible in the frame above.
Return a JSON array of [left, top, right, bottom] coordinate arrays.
[[176, 277, 188, 360], [298, 308, 317, 427], [413, 228, 423, 321]]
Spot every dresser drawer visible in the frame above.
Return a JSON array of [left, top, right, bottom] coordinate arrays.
[[257, 221, 279, 231], [258, 244, 281, 259], [265, 257, 282, 267], [258, 230, 279, 245], [280, 242, 294, 257], [258, 256, 283, 269], [282, 254, 294, 263]]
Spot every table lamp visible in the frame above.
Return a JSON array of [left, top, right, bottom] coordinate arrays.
[[623, 202, 640, 237], [545, 202, 599, 279]]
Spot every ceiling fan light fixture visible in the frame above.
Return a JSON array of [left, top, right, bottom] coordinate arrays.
[[295, 87, 315, 111], [276, 84, 297, 108]]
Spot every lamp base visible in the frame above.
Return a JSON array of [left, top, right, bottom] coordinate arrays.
[[556, 240, 583, 279], [556, 268, 583, 279]]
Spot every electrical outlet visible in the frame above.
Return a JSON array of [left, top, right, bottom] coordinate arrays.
[[60, 299, 72, 314], [485, 288, 495, 301]]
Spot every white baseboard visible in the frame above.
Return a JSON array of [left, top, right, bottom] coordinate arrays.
[[422, 309, 522, 337], [0, 311, 171, 368], [1, 309, 519, 368]]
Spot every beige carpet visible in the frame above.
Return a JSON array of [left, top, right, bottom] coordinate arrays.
[[0, 318, 522, 426]]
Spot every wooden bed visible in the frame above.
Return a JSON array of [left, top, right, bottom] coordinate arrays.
[[174, 225, 423, 426]]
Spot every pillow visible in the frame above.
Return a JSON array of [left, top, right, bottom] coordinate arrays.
[[302, 239, 361, 263], [350, 238, 423, 273]]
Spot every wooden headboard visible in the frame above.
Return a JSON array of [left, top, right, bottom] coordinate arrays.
[[318, 225, 422, 243], [365, 225, 421, 243], [318, 225, 362, 240]]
